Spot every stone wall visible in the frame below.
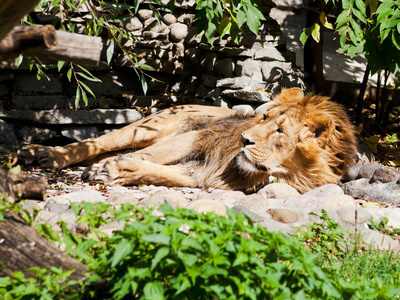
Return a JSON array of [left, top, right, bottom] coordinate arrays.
[[0, 0, 305, 151]]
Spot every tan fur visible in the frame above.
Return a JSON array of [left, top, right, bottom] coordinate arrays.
[[18, 88, 357, 193]]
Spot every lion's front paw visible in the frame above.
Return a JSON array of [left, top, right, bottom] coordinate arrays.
[[18, 145, 61, 169], [81, 160, 120, 185]]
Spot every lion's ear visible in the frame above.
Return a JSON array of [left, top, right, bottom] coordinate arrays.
[[275, 88, 304, 104], [307, 115, 335, 146]]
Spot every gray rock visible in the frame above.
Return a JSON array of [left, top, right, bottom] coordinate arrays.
[[261, 61, 291, 83], [336, 207, 372, 225], [258, 183, 300, 199], [199, 190, 246, 207], [254, 47, 286, 61], [13, 73, 62, 95], [342, 179, 400, 205], [371, 167, 400, 183], [235, 59, 263, 81], [12, 95, 65, 110], [48, 190, 106, 204], [121, 16, 143, 31], [188, 199, 227, 216], [0, 109, 143, 125], [235, 194, 269, 210], [359, 225, 400, 252], [302, 184, 344, 199], [163, 14, 177, 25], [0, 119, 18, 149], [137, 9, 154, 21], [61, 126, 101, 141], [143, 18, 170, 34], [200, 52, 218, 73], [385, 208, 400, 229], [17, 126, 56, 144], [169, 23, 188, 42], [45, 203, 70, 214], [358, 163, 383, 179], [232, 104, 255, 115], [148, 189, 189, 209], [108, 191, 144, 204], [216, 77, 251, 89], [221, 89, 273, 103], [267, 208, 298, 223], [255, 102, 271, 115], [283, 195, 321, 210], [232, 205, 264, 222], [320, 195, 357, 209], [214, 58, 235, 77], [98, 220, 126, 236]]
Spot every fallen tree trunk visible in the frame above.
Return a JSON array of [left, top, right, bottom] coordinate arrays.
[[0, 25, 57, 58], [0, 25, 102, 66], [0, 211, 87, 281], [0, 168, 46, 201], [0, 0, 41, 42]]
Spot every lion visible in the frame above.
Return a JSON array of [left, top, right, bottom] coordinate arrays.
[[18, 88, 357, 193]]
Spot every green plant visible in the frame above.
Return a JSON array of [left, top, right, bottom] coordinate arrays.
[[300, 0, 400, 126], [295, 210, 360, 265], [370, 216, 400, 238], [0, 267, 79, 300], [194, 0, 266, 44], [4, 201, 400, 299]]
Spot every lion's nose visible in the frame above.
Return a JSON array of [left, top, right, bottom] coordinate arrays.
[[241, 133, 255, 146]]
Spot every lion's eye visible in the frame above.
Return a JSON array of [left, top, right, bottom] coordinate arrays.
[[276, 128, 283, 133], [262, 114, 268, 121]]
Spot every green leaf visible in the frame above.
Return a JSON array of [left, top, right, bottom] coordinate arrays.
[[79, 81, 96, 98], [237, 9, 246, 28], [336, 9, 351, 28], [141, 234, 171, 245], [352, 8, 367, 24], [67, 68, 72, 82], [110, 240, 133, 268], [16, 54, 23, 68], [204, 21, 217, 43], [136, 63, 156, 71], [140, 73, 148, 95], [76, 72, 101, 82], [57, 60, 65, 71], [143, 281, 164, 300], [300, 27, 311, 45], [82, 89, 88, 106], [106, 39, 114, 64], [246, 6, 261, 35], [218, 16, 231, 36], [311, 23, 321, 43], [151, 247, 170, 270], [104, 3, 134, 10], [75, 87, 81, 107]]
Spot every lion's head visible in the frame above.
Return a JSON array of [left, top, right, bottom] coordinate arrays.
[[235, 88, 357, 192]]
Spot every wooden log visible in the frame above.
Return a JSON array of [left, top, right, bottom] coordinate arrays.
[[0, 211, 87, 281], [1, 27, 103, 66], [0, 0, 41, 42], [0, 25, 57, 59], [29, 30, 103, 66], [0, 169, 46, 201]]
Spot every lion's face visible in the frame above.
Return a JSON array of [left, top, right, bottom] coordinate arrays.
[[236, 88, 357, 191], [238, 104, 305, 176]]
